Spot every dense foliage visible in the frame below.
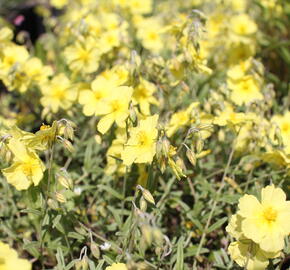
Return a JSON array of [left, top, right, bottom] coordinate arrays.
[[0, 0, 289, 269]]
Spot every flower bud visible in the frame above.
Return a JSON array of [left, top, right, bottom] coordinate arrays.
[[129, 103, 137, 125], [196, 138, 204, 154], [55, 192, 66, 203], [139, 197, 147, 212], [57, 175, 71, 189], [141, 225, 152, 246], [186, 149, 196, 166], [90, 242, 100, 259], [142, 188, 155, 205], [62, 139, 75, 153], [81, 256, 89, 270], [47, 198, 59, 210], [152, 228, 163, 245], [161, 137, 170, 156], [64, 125, 74, 141]]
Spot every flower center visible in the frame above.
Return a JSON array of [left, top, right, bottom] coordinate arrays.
[[110, 100, 122, 112], [137, 131, 150, 146], [22, 162, 34, 176], [53, 87, 65, 99], [281, 123, 290, 134], [148, 32, 158, 41], [78, 49, 89, 62], [263, 207, 277, 223]]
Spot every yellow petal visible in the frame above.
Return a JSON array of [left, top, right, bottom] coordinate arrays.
[[238, 194, 262, 218], [7, 138, 29, 162], [97, 114, 115, 134], [2, 163, 31, 190], [261, 185, 286, 207]]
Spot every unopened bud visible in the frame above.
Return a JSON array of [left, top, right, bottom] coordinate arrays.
[[75, 260, 82, 270], [161, 137, 170, 156], [160, 157, 166, 173], [55, 192, 66, 203], [152, 228, 163, 245], [142, 188, 155, 205], [81, 256, 89, 270], [186, 149, 196, 166], [176, 157, 186, 172], [57, 175, 72, 189], [129, 103, 137, 125], [5, 150, 12, 163], [90, 242, 100, 259], [47, 198, 59, 210], [62, 139, 75, 153], [94, 135, 102, 144], [141, 225, 152, 245], [196, 139, 204, 154], [64, 125, 74, 141], [139, 197, 147, 212]]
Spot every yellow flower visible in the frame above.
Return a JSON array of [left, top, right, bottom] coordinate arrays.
[[214, 104, 247, 126], [102, 65, 129, 86], [24, 57, 52, 85], [261, 150, 290, 168], [105, 263, 128, 270], [228, 241, 270, 270], [272, 111, 290, 154], [121, 115, 158, 165], [64, 37, 100, 74], [0, 44, 29, 73], [50, 0, 68, 9], [166, 102, 199, 137], [238, 185, 290, 253], [137, 18, 164, 53], [0, 241, 31, 270], [230, 14, 257, 36], [25, 121, 58, 151], [99, 30, 121, 54], [228, 43, 256, 64], [205, 13, 226, 39], [2, 138, 45, 190], [97, 86, 133, 134], [105, 128, 127, 175], [227, 58, 252, 81], [229, 75, 263, 106], [133, 79, 159, 115], [79, 76, 116, 116], [40, 73, 76, 113], [128, 0, 152, 14]]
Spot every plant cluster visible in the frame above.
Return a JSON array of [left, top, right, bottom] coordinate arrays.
[[0, 0, 289, 269]]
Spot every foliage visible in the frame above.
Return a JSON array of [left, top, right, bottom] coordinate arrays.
[[0, 0, 290, 269]]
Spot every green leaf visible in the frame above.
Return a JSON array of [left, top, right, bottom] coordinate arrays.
[[207, 217, 228, 234], [23, 240, 40, 258], [67, 232, 85, 241], [52, 214, 62, 229], [107, 206, 122, 229], [95, 260, 105, 270], [99, 185, 124, 200], [89, 259, 96, 270], [185, 245, 208, 257], [84, 139, 94, 171], [56, 247, 65, 269], [175, 236, 184, 270], [103, 255, 115, 265], [20, 209, 42, 216]]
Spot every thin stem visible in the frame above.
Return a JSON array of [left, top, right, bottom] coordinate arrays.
[[40, 137, 56, 269], [121, 167, 128, 218], [193, 135, 237, 269]]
